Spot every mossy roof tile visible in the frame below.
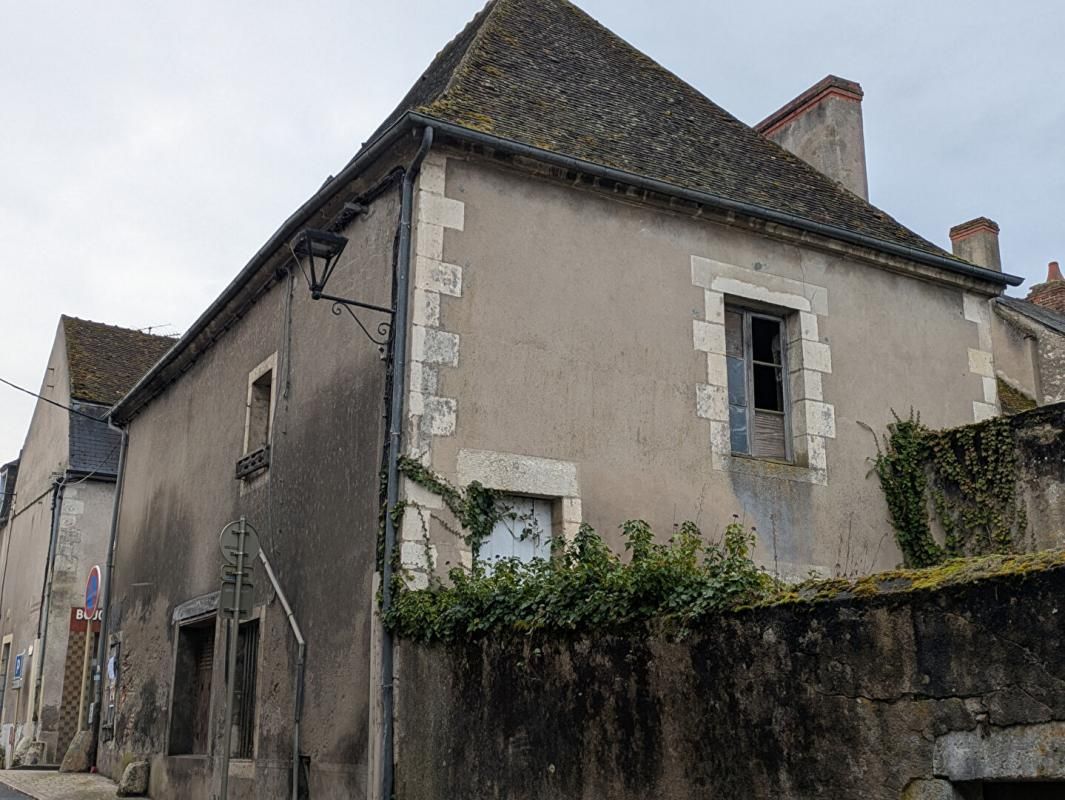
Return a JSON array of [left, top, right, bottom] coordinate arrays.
[[372, 0, 954, 260], [62, 316, 174, 405]]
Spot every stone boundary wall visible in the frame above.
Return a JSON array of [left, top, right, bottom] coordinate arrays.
[[396, 564, 1065, 799], [1003, 402, 1065, 551]]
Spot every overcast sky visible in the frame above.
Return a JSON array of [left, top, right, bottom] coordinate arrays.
[[1, 1, 1062, 459]]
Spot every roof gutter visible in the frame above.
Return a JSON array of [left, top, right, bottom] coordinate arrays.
[[408, 112, 1023, 289], [111, 114, 419, 424]]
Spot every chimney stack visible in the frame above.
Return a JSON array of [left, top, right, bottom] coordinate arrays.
[[949, 217, 1002, 271], [755, 75, 869, 200], [1027, 261, 1065, 313]]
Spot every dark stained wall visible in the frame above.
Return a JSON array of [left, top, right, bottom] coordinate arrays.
[[396, 565, 1065, 800], [100, 156, 406, 799]]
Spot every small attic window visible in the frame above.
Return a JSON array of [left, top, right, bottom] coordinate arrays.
[[238, 354, 277, 480], [246, 371, 273, 453]]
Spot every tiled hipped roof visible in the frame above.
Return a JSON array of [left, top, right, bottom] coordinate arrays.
[[374, 0, 954, 261], [62, 316, 174, 405]]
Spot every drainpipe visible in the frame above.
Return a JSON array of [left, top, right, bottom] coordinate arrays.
[[257, 551, 305, 800], [90, 422, 128, 763], [379, 124, 433, 800], [31, 478, 64, 737]]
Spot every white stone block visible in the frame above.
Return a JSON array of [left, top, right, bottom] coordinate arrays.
[[415, 257, 463, 297], [696, 383, 728, 421], [982, 376, 998, 404], [963, 292, 991, 326], [418, 159, 447, 196], [424, 396, 457, 436], [806, 435, 828, 471], [412, 288, 440, 327], [693, 320, 726, 354], [973, 401, 998, 422], [560, 497, 583, 525], [797, 311, 819, 342], [400, 511, 428, 543], [400, 541, 428, 570], [402, 478, 444, 510], [798, 401, 836, 439], [706, 352, 728, 388], [456, 449, 579, 497], [418, 192, 464, 230], [800, 340, 832, 374], [789, 369, 823, 402], [704, 290, 725, 324], [968, 348, 994, 378], [406, 571, 430, 591], [409, 361, 438, 396], [411, 325, 459, 367], [415, 222, 444, 262], [712, 277, 813, 312], [408, 390, 425, 416], [709, 420, 731, 454]]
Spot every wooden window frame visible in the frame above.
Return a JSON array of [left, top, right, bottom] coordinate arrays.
[[726, 305, 793, 463]]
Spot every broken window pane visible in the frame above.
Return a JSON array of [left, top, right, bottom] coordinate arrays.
[[726, 356, 746, 405], [729, 404, 748, 454], [751, 316, 782, 365], [752, 364, 784, 411]]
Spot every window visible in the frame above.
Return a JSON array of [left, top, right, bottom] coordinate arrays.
[[169, 617, 215, 755], [245, 369, 274, 454], [480, 495, 554, 565], [237, 355, 276, 480], [230, 619, 259, 759], [725, 306, 790, 461]]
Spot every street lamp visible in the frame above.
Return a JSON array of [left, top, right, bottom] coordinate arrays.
[[291, 228, 394, 353]]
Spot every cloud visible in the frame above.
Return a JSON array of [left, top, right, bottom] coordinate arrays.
[[1, 0, 1061, 458]]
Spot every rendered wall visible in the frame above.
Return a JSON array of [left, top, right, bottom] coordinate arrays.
[[101, 156, 404, 799], [396, 562, 1065, 800], [400, 150, 1002, 585]]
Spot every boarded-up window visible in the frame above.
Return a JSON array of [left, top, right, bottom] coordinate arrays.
[[725, 307, 790, 461], [169, 617, 215, 755], [480, 496, 554, 565]]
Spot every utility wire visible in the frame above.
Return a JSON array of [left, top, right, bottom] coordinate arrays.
[[0, 376, 110, 423]]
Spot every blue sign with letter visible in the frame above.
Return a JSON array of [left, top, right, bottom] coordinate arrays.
[[12, 652, 24, 689]]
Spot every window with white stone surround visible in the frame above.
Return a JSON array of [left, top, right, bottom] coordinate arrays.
[[692, 255, 834, 485], [725, 306, 791, 461]]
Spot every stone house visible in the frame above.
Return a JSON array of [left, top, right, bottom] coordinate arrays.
[[97, 0, 1031, 798], [992, 261, 1065, 411], [0, 317, 171, 766]]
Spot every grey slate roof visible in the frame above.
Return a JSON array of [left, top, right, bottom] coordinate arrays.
[[372, 0, 963, 263], [62, 316, 174, 405], [996, 297, 1065, 336], [68, 402, 121, 477]]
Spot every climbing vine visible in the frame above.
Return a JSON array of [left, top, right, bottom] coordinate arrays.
[[873, 410, 1024, 568], [398, 455, 512, 557], [384, 511, 780, 643]]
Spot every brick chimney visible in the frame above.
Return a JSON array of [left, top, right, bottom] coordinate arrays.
[[755, 75, 869, 200], [1027, 261, 1065, 313], [949, 217, 1001, 271]]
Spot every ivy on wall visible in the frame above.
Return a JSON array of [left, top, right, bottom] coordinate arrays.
[[386, 460, 779, 642], [873, 411, 1025, 568]]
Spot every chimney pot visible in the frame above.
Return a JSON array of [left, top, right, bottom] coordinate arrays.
[[755, 75, 869, 200], [1027, 260, 1065, 314], [949, 217, 1002, 272]]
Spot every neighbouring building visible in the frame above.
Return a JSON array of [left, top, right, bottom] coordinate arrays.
[[0, 317, 171, 766], [97, 0, 1036, 798], [993, 262, 1065, 411]]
